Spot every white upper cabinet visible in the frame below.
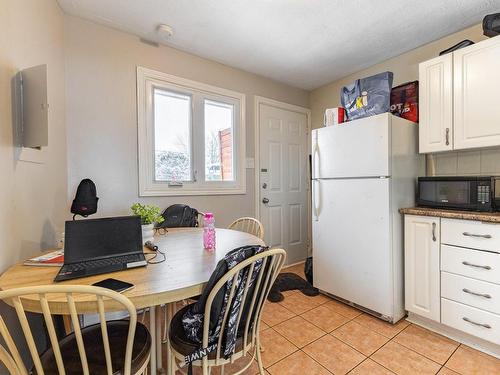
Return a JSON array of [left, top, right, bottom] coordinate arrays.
[[454, 37, 500, 150], [419, 36, 500, 153], [419, 54, 453, 153]]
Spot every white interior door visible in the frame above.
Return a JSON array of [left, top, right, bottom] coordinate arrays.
[[259, 102, 308, 264]]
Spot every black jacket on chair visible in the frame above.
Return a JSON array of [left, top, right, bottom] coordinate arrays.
[[181, 245, 267, 358]]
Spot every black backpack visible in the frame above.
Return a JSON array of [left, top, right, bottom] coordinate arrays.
[[157, 204, 199, 228], [71, 179, 98, 218], [483, 13, 500, 37]]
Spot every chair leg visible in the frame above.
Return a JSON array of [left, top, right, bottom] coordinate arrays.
[[163, 302, 178, 343], [257, 323, 265, 352], [168, 349, 176, 375], [202, 358, 209, 375], [220, 364, 225, 375], [255, 335, 266, 375]]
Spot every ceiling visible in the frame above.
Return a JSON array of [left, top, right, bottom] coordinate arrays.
[[57, 0, 499, 90]]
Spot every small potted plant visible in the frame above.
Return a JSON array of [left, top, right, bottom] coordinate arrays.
[[130, 203, 164, 243]]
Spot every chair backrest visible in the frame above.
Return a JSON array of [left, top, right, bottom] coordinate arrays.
[[0, 285, 138, 375], [228, 217, 264, 240], [202, 248, 286, 363]]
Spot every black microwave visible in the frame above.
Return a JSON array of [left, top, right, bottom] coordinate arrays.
[[417, 176, 500, 212]]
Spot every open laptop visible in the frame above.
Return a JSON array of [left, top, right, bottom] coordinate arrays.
[[55, 216, 147, 282]]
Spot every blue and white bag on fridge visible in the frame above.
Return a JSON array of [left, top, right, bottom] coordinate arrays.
[[340, 71, 393, 121]]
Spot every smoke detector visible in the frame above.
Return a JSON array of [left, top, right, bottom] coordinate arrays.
[[157, 24, 174, 39]]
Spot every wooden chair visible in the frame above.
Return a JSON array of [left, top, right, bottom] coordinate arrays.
[[0, 285, 151, 375], [167, 248, 286, 375], [228, 217, 265, 240]]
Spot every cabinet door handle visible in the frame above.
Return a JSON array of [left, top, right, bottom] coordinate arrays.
[[462, 261, 492, 270], [432, 222, 437, 242], [445, 128, 450, 146], [462, 317, 492, 329], [463, 232, 492, 239], [462, 288, 492, 299]]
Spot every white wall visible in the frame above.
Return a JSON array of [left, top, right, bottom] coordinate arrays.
[[64, 15, 310, 227], [0, 0, 67, 368], [0, 0, 67, 272], [310, 24, 500, 176], [310, 24, 487, 128]]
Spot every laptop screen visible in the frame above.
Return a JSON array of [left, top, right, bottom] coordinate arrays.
[[64, 216, 143, 264]]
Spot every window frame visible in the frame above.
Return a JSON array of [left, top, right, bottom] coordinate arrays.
[[137, 66, 246, 196]]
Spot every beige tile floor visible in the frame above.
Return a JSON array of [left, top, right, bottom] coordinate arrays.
[[170, 262, 500, 375]]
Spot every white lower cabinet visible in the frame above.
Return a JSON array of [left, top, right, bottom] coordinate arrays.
[[441, 244, 500, 285], [441, 218, 500, 254], [442, 298, 500, 345], [404, 214, 500, 349], [441, 271, 500, 315], [404, 215, 441, 321]]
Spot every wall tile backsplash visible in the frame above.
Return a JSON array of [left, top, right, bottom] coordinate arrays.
[[432, 148, 500, 176]]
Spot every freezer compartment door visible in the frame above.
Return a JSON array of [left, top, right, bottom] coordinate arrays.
[[312, 113, 390, 179], [312, 178, 394, 318]]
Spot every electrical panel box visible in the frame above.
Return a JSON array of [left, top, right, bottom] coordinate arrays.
[[15, 64, 48, 148]]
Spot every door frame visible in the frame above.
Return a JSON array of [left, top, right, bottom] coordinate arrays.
[[254, 96, 312, 255]]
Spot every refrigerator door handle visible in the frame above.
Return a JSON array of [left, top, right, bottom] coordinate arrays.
[[312, 131, 319, 179], [312, 179, 320, 221]]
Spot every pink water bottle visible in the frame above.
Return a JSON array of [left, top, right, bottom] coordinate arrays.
[[203, 212, 216, 251]]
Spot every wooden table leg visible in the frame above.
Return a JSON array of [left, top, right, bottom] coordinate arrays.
[[149, 306, 157, 375], [165, 303, 174, 375], [62, 315, 72, 334], [155, 305, 163, 372]]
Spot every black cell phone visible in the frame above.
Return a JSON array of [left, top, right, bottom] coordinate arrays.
[[92, 278, 134, 293]]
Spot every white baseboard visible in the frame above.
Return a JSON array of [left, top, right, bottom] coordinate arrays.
[[407, 312, 500, 359]]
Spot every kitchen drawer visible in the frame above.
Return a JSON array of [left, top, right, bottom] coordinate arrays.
[[441, 272, 500, 314], [441, 245, 500, 285], [442, 298, 500, 345], [442, 219, 500, 252]]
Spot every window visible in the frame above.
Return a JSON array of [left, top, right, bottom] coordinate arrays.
[[137, 67, 246, 196], [204, 100, 234, 182], [154, 89, 192, 182]]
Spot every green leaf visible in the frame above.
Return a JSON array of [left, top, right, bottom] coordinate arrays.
[[130, 203, 164, 225]]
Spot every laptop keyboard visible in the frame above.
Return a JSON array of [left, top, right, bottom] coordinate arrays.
[[61, 253, 144, 273]]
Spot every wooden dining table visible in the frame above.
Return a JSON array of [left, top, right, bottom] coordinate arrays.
[[0, 227, 265, 374]]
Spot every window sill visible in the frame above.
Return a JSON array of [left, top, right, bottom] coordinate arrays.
[[139, 186, 246, 197]]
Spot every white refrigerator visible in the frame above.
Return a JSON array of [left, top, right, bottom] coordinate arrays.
[[312, 113, 423, 323]]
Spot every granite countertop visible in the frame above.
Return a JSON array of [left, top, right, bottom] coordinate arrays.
[[399, 207, 500, 223]]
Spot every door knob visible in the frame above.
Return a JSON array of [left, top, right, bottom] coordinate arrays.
[[262, 183, 267, 189], [262, 198, 269, 204]]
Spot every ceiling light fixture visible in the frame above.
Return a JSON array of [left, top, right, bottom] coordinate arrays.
[[157, 24, 174, 39]]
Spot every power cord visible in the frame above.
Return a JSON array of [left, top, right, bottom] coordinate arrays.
[[144, 241, 166, 264], [146, 249, 166, 264]]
